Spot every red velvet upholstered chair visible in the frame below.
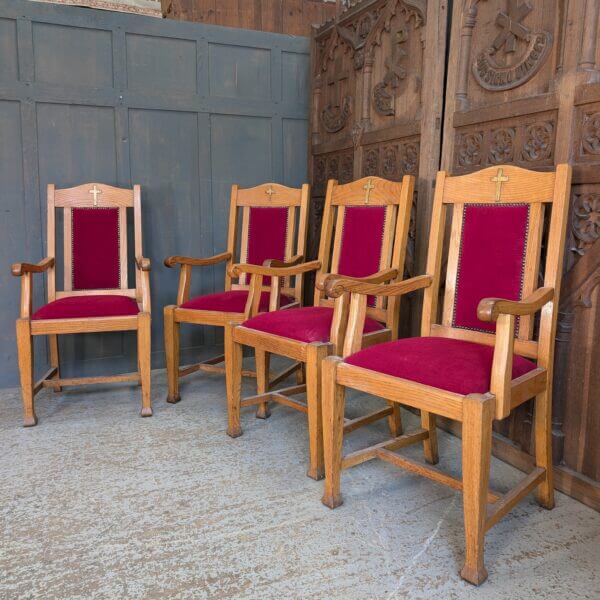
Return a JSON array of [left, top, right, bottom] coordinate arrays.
[[163, 183, 310, 403], [224, 176, 415, 480], [12, 183, 152, 426], [319, 165, 572, 585]]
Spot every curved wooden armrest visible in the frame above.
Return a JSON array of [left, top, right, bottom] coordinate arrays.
[[164, 252, 232, 268], [478, 287, 554, 322], [318, 268, 399, 296], [12, 257, 54, 276], [325, 274, 432, 299], [135, 256, 151, 271], [229, 259, 321, 278], [263, 255, 304, 268]]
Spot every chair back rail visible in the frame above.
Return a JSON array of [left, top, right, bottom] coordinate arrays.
[[315, 175, 414, 330], [226, 183, 310, 306], [47, 183, 143, 304]]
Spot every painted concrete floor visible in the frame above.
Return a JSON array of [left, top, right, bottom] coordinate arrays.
[[1, 364, 599, 599]]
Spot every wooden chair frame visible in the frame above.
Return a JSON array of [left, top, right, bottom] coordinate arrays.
[[12, 183, 152, 426], [225, 175, 415, 480], [320, 164, 572, 584], [163, 183, 310, 403]]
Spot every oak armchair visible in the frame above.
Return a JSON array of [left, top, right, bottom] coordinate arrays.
[[320, 164, 572, 584], [225, 175, 415, 480], [163, 183, 310, 403], [12, 183, 152, 426]]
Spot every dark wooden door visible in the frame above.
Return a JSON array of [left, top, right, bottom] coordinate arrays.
[[442, 0, 599, 510], [308, 0, 448, 333]]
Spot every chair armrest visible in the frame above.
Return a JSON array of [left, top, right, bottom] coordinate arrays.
[[318, 268, 399, 296], [12, 257, 54, 277], [324, 274, 433, 299], [263, 255, 304, 268], [164, 252, 232, 268], [135, 256, 151, 271], [478, 287, 554, 322], [229, 259, 321, 279]]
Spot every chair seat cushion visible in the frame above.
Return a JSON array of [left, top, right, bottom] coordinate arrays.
[[180, 290, 294, 313], [32, 295, 140, 320], [344, 336, 537, 396], [243, 306, 385, 343]]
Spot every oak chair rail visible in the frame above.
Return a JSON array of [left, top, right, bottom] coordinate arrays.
[[225, 175, 415, 480], [163, 182, 310, 403], [12, 182, 152, 426], [321, 164, 572, 585]]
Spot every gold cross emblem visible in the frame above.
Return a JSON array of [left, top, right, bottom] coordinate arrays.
[[89, 185, 102, 206], [363, 178, 375, 204], [491, 168, 509, 203], [265, 186, 275, 198]]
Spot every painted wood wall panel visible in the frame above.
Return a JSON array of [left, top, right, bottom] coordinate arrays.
[[0, 0, 309, 384]]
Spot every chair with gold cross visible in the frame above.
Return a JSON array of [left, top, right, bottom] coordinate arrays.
[[319, 164, 571, 584], [224, 175, 415, 480], [12, 183, 152, 426], [163, 183, 310, 403]]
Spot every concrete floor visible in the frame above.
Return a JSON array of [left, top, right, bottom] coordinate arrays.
[[1, 363, 599, 599]]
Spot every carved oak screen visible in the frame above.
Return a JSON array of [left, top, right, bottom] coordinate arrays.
[[442, 0, 599, 510], [309, 0, 447, 332]]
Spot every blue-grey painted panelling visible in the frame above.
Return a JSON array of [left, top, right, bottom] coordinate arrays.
[[0, 0, 309, 387]]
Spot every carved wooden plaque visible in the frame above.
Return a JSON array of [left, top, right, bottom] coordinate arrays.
[[309, 0, 448, 333], [442, 0, 599, 509]]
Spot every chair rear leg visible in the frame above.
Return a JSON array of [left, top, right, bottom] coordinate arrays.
[[534, 389, 555, 509], [460, 394, 493, 586], [49, 334, 61, 392], [322, 357, 345, 508], [306, 344, 329, 480], [164, 305, 181, 404], [421, 410, 439, 464], [225, 323, 243, 438], [255, 349, 271, 419], [138, 312, 153, 417], [387, 401, 403, 437], [16, 319, 36, 427], [295, 363, 306, 385]]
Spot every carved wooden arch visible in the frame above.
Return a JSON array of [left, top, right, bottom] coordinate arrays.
[[309, 0, 447, 335]]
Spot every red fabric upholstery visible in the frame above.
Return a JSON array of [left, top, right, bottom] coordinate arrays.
[[345, 336, 536, 396], [337, 206, 387, 306], [453, 204, 529, 334], [72, 208, 121, 290], [32, 295, 139, 320], [243, 306, 384, 343], [180, 290, 294, 313], [244, 207, 289, 285]]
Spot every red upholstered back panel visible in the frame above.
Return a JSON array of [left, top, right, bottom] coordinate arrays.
[[337, 206, 387, 306], [453, 204, 529, 334], [72, 208, 120, 290], [245, 207, 289, 285]]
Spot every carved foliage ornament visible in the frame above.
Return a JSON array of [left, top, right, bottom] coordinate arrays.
[[581, 111, 600, 156], [571, 193, 600, 255], [472, 0, 552, 91]]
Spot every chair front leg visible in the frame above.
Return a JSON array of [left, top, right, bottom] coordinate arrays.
[[534, 388, 555, 509], [460, 393, 494, 586], [164, 305, 181, 404], [138, 312, 152, 417], [225, 323, 243, 438], [16, 319, 36, 427], [322, 356, 345, 508], [255, 349, 271, 419], [387, 401, 403, 437], [306, 343, 330, 480]]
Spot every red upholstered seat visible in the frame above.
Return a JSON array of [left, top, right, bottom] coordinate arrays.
[[243, 306, 385, 343], [344, 336, 537, 396], [32, 295, 139, 320], [180, 290, 294, 313]]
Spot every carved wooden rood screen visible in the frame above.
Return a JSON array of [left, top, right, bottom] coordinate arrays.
[[443, 0, 599, 510], [309, 0, 448, 331]]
